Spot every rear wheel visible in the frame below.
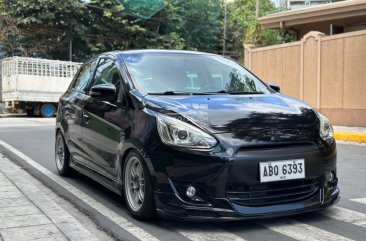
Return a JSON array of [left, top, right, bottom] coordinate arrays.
[[123, 151, 156, 220], [55, 132, 72, 176], [41, 103, 56, 117]]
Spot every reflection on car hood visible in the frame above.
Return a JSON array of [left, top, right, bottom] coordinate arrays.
[[141, 93, 319, 143]]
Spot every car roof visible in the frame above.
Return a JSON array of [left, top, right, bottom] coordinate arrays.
[[100, 49, 218, 59]]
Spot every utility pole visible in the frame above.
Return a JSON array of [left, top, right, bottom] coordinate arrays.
[[256, 0, 260, 19], [223, 0, 227, 56], [69, 40, 72, 62]]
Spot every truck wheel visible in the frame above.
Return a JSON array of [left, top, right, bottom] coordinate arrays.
[[26, 109, 34, 117], [40, 103, 56, 117]]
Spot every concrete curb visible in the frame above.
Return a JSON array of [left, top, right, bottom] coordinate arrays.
[[334, 132, 366, 143]]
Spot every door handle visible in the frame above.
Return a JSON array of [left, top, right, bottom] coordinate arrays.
[[82, 113, 90, 124]]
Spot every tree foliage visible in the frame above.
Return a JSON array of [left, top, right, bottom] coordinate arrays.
[[225, 0, 284, 61], [167, 0, 221, 51], [0, 0, 286, 62], [0, 0, 222, 61]]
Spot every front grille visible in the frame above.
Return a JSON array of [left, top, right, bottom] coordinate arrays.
[[227, 179, 320, 206], [229, 127, 318, 143], [237, 142, 316, 152]]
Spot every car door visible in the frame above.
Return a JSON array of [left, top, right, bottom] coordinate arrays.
[[81, 57, 133, 182], [62, 60, 97, 164]]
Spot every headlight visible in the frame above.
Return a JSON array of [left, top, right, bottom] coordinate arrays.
[[318, 113, 333, 142], [157, 114, 217, 149]]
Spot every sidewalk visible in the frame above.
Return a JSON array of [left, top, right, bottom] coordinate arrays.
[[0, 155, 103, 241], [333, 126, 366, 143]]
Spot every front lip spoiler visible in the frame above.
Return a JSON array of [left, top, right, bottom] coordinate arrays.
[[156, 188, 340, 222]]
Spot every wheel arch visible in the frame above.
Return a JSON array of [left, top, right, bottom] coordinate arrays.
[[56, 127, 62, 135], [119, 141, 156, 187], [55, 126, 65, 139]]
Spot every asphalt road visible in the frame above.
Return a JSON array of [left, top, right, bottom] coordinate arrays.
[[1, 116, 366, 241]]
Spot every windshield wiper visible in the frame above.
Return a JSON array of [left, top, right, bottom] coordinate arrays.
[[147, 91, 192, 95], [148, 90, 265, 95], [198, 90, 264, 95], [228, 91, 264, 95]]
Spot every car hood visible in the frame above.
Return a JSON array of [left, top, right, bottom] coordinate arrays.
[[141, 93, 320, 144]]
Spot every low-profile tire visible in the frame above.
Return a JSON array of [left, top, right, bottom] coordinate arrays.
[[123, 151, 156, 220], [55, 132, 72, 176], [41, 103, 56, 117]]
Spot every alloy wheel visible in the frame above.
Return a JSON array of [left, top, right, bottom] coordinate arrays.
[[55, 134, 65, 171], [125, 155, 145, 211]]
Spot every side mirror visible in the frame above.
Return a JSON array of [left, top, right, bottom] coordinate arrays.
[[269, 84, 280, 93], [90, 83, 117, 102]]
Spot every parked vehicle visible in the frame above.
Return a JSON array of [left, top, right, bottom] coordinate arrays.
[[55, 50, 339, 220], [0, 57, 81, 117]]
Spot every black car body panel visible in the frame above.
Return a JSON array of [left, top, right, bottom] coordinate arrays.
[[56, 50, 339, 220], [142, 94, 320, 141]]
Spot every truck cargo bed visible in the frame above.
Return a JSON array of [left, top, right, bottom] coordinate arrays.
[[1, 57, 81, 103]]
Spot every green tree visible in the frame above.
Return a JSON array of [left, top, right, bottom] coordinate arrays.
[[1, 0, 285, 62], [225, 0, 285, 61], [2, 0, 218, 60], [1, 0, 89, 59], [167, 0, 221, 52], [0, 0, 22, 56]]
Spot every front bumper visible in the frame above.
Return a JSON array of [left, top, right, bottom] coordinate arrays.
[[149, 141, 339, 221], [156, 187, 340, 221]]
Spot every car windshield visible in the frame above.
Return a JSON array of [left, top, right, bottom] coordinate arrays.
[[122, 53, 270, 95]]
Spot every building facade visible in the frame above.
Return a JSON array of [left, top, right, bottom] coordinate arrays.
[[280, 0, 344, 10], [246, 0, 366, 127]]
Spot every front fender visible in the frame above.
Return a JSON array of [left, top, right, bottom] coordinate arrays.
[[121, 139, 156, 177]]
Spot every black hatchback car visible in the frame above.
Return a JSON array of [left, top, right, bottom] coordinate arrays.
[[55, 50, 339, 220]]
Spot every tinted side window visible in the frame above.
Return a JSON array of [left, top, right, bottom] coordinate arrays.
[[73, 61, 95, 92], [92, 58, 128, 106], [93, 58, 121, 87]]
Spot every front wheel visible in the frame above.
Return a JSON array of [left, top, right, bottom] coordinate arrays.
[[55, 132, 72, 176], [123, 151, 156, 220]]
